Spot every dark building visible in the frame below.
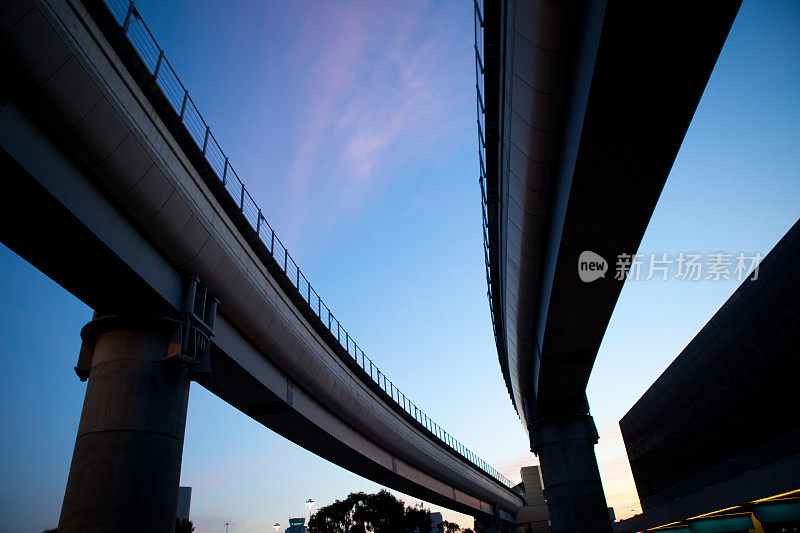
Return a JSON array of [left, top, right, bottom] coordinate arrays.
[[285, 517, 306, 533], [617, 219, 800, 532]]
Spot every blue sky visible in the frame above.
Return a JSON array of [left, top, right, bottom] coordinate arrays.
[[0, 0, 798, 531]]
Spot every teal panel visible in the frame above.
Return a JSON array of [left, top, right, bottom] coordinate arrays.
[[754, 501, 800, 523], [689, 515, 754, 533]]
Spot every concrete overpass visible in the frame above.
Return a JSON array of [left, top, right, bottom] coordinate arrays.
[[0, 0, 524, 530], [476, 0, 742, 531]]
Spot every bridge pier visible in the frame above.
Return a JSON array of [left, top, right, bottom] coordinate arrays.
[[58, 314, 191, 533], [533, 414, 611, 533]]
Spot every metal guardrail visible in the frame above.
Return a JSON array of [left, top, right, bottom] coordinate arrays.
[[102, 0, 514, 489], [474, 1, 499, 353]]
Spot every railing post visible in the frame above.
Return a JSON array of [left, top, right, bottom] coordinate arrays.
[[202, 126, 210, 154], [153, 49, 164, 79], [328, 310, 331, 329], [474, 0, 484, 27], [122, 1, 135, 33], [475, 45, 484, 74], [256, 210, 262, 235], [240, 185, 245, 211], [222, 157, 228, 185], [270, 229, 275, 254], [179, 90, 189, 120]]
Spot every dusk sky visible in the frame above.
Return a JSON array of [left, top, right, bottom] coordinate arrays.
[[0, 1, 798, 531]]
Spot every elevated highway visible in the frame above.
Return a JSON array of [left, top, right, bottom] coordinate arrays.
[[0, 0, 524, 530], [476, 0, 742, 530]]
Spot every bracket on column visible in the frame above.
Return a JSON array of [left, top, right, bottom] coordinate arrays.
[[162, 276, 218, 382], [75, 312, 99, 381]]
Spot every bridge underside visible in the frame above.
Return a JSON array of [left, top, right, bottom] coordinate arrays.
[[0, 147, 508, 521], [1, 0, 523, 528], [482, 0, 741, 530], [487, 0, 743, 435]]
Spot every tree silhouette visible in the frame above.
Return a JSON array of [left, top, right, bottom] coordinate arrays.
[[352, 491, 406, 533], [175, 518, 195, 532], [404, 503, 432, 533], [438, 521, 461, 533], [308, 490, 435, 533], [308, 492, 360, 532]]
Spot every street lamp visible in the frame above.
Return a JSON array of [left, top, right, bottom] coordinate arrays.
[[273, 522, 280, 533], [305, 499, 315, 522]]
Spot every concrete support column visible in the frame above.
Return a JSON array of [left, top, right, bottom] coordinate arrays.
[[533, 414, 611, 533], [59, 314, 190, 533]]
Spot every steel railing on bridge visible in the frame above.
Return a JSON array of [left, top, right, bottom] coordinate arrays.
[[100, 0, 514, 490], [473, 0, 499, 365]]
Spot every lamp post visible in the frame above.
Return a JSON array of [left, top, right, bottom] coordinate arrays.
[[305, 499, 315, 523], [273, 522, 280, 533]]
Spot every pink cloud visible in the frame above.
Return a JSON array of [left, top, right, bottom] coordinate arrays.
[[276, 1, 464, 249], [281, 2, 371, 241]]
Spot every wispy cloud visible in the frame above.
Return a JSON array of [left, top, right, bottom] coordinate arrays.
[[280, 2, 369, 239], [277, 0, 465, 248], [337, 30, 448, 181]]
